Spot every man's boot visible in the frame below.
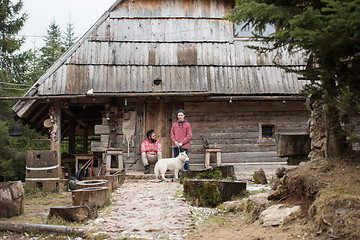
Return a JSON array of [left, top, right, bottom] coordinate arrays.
[[144, 165, 150, 174]]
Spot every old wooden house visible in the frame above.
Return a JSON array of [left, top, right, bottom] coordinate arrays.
[[13, 0, 309, 187]]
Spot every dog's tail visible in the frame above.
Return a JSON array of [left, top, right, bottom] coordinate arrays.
[[154, 162, 159, 179]]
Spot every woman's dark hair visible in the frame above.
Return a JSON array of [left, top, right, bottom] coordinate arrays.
[[146, 129, 155, 139]]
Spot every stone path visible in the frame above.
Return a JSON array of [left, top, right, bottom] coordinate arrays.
[[89, 179, 194, 239]]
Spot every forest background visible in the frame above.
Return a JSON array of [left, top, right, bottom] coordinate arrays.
[[0, 0, 77, 182]]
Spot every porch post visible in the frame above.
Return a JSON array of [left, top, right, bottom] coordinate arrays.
[[68, 121, 75, 155], [50, 104, 62, 178], [83, 127, 89, 154]]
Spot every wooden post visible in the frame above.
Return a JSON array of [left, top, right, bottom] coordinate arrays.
[[216, 151, 222, 166], [83, 127, 88, 154], [204, 151, 211, 168], [68, 121, 75, 155], [50, 104, 62, 178]]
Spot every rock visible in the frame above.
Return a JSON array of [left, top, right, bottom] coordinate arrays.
[[269, 176, 281, 190], [249, 193, 269, 206], [275, 167, 286, 178], [222, 193, 269, 222], [0, 181, 24, 218], [259, 204, 301, 226], [49, 205, 98, 222], [253, 169, 268, 184], [287, 155, 308, 165], [267, 186, 288, 201]]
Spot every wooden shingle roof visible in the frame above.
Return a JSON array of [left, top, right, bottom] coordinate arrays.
[[14, 0, 307, 118]]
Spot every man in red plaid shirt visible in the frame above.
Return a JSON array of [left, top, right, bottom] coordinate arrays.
[[141, 129, 162, 174]]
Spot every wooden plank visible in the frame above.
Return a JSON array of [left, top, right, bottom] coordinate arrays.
[[94, 124, 122, 135], [91, 142, 108, 152]]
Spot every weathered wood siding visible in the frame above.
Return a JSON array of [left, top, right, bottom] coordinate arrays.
[[112, 0, 234, 18], [185, 101, 309, 165]]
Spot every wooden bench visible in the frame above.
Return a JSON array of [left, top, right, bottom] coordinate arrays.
[[204, 148, 222, 168]]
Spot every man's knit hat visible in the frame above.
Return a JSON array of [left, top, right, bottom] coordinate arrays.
[[177, 109, 185, 115]]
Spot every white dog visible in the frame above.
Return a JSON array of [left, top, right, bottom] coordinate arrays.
[[154, 152, 189, 180]]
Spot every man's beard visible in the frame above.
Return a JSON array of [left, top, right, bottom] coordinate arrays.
[[150, 137, 156, 143]]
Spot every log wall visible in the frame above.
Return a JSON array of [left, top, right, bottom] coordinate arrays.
[[185, 101, 309, 165]]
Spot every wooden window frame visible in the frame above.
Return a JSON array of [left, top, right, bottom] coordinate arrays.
[[258, 122, 276, 141]]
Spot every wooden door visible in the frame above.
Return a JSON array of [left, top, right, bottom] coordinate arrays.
[[145, 102, 173, 158]]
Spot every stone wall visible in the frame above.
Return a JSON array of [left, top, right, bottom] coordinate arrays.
[[308, 101, 326, 161]]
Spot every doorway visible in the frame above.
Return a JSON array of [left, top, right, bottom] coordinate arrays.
[[145, 102, 173, 158]]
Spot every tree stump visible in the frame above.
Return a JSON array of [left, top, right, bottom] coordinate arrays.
[[72, 187, 109, 207], [183, 179, 222, 207], [76, 180, 108, 189], [0, 181, 24, 218], [219, 181, 247, 201], [49, 206, 97, 222], [181, 165, 236, 182], [183, 179, 246, 207]]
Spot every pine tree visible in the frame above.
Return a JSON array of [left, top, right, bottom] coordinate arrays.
[[0, 0, 48, 182], [39, 20, 64, 72], [26, 47, 43, 83], [227, 0, 360, 161], [0, 0, 28, 96], [63, 16, 76, 51]]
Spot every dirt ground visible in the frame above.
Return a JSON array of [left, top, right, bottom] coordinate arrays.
[[1, 159, 359, 239], [0, 178, 309, 240], [192, 217, 310, 240]]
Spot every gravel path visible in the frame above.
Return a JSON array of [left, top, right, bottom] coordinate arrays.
[[89, 179, 194, 239]]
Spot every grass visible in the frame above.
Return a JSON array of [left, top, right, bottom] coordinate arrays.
[[0, 190, 75, 225]]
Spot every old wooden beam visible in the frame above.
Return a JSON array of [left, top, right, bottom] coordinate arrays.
[[0, 221, 87, 237], [0, 95, 87, 101], [68, 121, 75, 155], [207, 95, 306, 101], [83, 127, 89, 154]]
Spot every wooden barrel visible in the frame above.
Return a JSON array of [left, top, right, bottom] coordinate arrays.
[[0, 181, 24, 218]]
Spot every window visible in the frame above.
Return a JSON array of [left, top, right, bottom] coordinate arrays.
[[234, 23, 276, 38], [262, 125, 275, 139]]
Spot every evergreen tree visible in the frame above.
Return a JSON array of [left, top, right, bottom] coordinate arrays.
[[26, 47, 43, 83], [0, 0, 28, 96], [227, 0, 360, 161], [39, 20, 64, 72], [0, 0, 48, 182], [63, 17, 76, 51]]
